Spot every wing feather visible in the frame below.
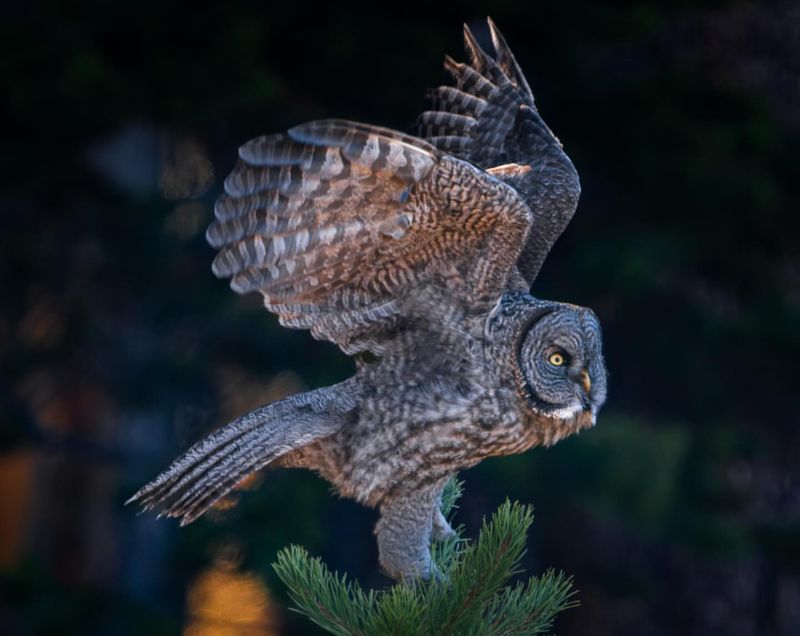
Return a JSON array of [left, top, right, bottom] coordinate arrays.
[[207, 119, 532, 353], [128, 381, 359, 525], [418, 18, 581, 284]]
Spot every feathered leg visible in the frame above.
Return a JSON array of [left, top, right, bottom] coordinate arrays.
[[431, 494, 456, 540], [376, 482, 448, 580], [128, 379, 360, 525]]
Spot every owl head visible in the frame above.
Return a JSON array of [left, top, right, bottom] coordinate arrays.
[[486, 293, 607, 423]]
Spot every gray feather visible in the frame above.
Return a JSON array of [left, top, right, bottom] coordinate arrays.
[[418, 18, 582, 285], [127, 380, 360, 525]]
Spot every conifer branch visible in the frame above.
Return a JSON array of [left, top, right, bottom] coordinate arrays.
[[272, 479, 577, 635]]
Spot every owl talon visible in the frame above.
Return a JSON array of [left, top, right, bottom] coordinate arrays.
[[432, 506, 457, 541], [424, 563, 449, 584]]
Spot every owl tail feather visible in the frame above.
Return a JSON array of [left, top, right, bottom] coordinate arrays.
[[127, 380, 358, 525]]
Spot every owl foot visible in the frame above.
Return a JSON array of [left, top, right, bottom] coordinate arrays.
[[432, 506, 456, 541]]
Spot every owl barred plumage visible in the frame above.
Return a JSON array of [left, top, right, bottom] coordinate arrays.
[[129, 18, 607, 580]]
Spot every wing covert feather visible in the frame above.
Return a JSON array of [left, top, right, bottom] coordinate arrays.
[[207, 119, 532, 354]]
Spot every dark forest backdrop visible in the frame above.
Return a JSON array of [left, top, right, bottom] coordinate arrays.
[[1, 1, 799, 634]]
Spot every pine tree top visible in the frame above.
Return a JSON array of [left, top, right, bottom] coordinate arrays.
[[273, 480, 577, 635]]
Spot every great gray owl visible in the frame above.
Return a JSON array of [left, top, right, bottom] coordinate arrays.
[[129, 18, 607, 580]]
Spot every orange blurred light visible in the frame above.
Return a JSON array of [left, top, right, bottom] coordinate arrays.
[[184, 548, 278, 636]]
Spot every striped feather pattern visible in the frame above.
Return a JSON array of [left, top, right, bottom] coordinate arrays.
[[417, 18, 536, 167], [207, 119, 533, 353], [127, 381, 359, 525], [417, 18, 582, 286]]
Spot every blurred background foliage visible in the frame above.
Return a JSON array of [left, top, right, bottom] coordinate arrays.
[[1, 1, 798, 634]]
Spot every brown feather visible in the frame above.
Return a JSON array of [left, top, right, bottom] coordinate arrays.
[[207, 119, 532, 353]]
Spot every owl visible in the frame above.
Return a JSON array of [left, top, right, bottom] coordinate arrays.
[[129, 18, 607, 580]]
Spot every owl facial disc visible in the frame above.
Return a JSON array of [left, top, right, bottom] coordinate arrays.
[[516, 303, 606, 419]]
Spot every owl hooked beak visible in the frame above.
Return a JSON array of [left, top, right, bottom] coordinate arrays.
[[580, 368, 591, 394]]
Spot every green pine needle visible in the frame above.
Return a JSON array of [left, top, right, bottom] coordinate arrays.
[[272, 479, 577, 635]]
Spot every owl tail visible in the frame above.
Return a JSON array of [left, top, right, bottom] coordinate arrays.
[[127, 380, 359, 525]]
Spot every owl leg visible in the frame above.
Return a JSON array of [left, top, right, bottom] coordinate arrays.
[[431, 490, 456, 541], [375, 487, 441, 580]]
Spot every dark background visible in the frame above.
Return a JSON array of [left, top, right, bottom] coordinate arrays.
[[1, 1, 799, 634]]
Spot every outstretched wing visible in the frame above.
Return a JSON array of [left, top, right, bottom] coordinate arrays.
[[128, 380, 360, 525], [418, 18, 581, 285], [208, 120, 532, 354]]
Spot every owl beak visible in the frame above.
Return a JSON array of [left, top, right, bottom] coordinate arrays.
[[580, 369, 592, 394]]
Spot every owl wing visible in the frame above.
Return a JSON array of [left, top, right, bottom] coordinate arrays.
[[127, 379, 361, 525], [418, 18, 581, 285], [208, 119, 532, 355]]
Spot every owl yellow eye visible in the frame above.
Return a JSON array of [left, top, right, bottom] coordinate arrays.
[[548, 352, 565, 366]]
